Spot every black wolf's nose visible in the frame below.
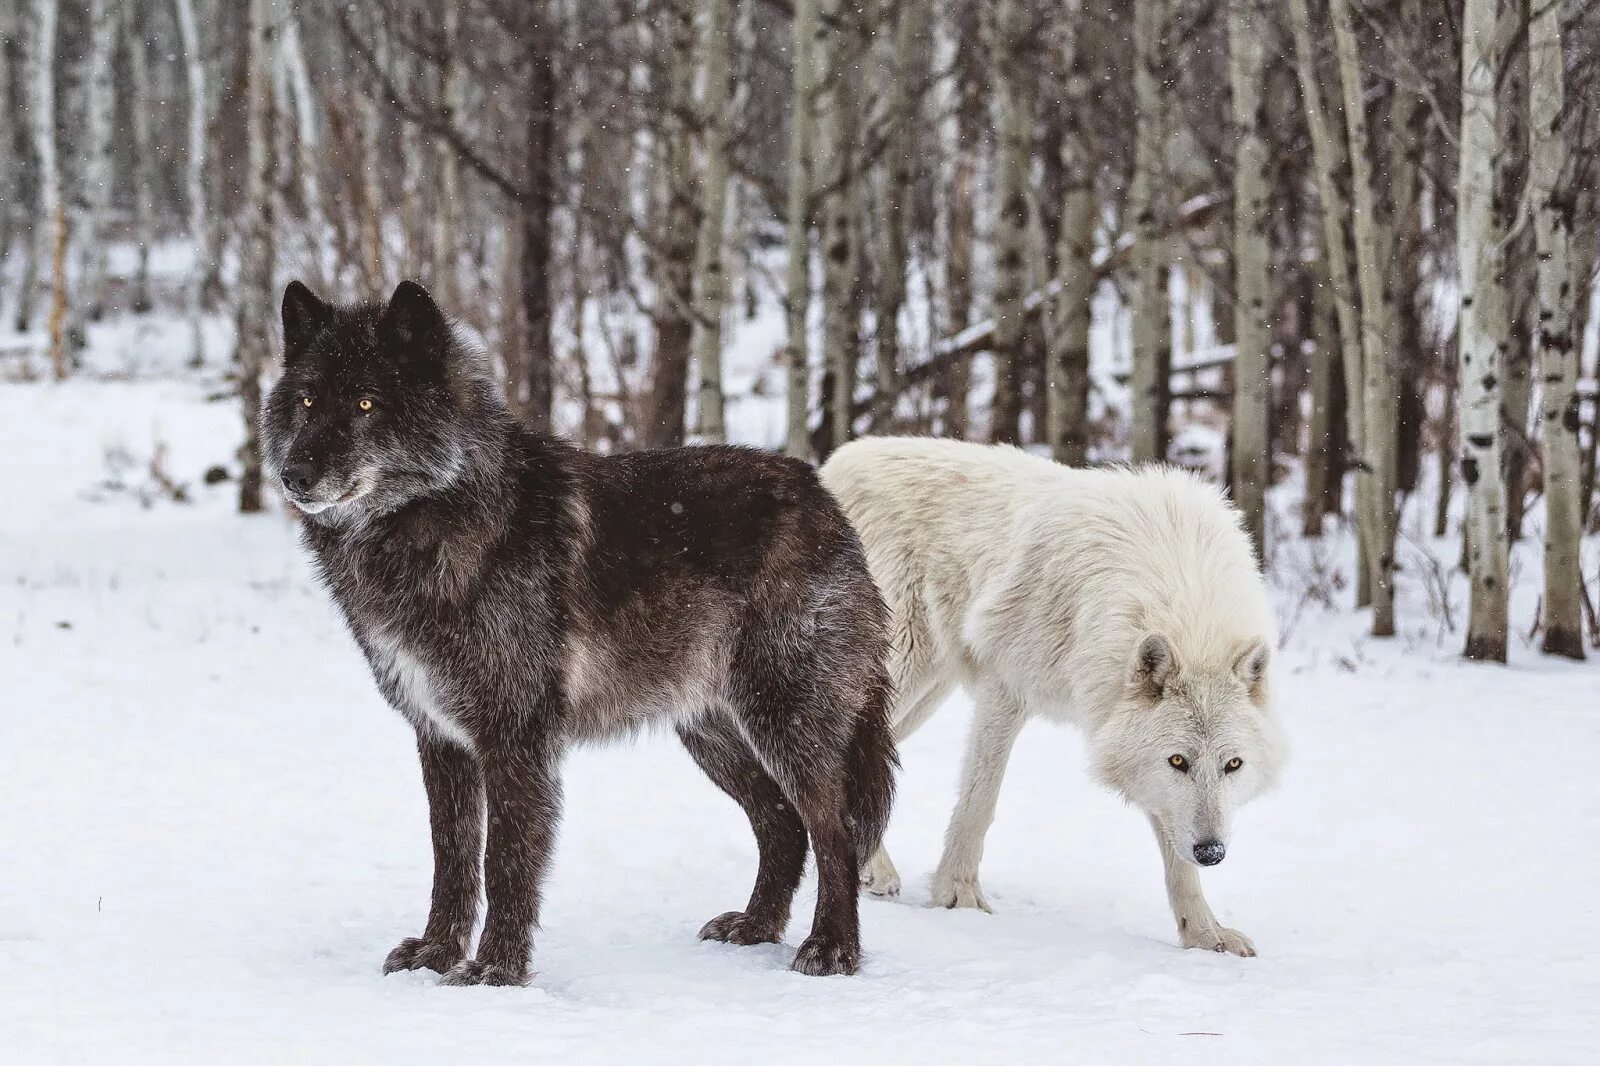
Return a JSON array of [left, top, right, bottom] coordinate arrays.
[[1193, 840, 1226, 866], [281, 463, 317, 493]]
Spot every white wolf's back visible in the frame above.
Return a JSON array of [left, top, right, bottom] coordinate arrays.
[[820, 437, 1274, 724]]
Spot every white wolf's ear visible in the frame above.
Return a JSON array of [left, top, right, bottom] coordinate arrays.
[[1234, 639, 1270, 699], [379, 280, 447, 355], [1131, 633, 1178, 700], [281, 281, 331, 361]]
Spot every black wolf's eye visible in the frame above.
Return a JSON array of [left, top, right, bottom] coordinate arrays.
[[358, 398, 374, 412], [1168, 754, 1189, 772], [1225, 757, 1243, 773], [301, 396, 313, 408]]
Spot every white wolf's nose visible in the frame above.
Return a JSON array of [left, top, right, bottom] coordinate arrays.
[[1193, 840, 1226, 866]]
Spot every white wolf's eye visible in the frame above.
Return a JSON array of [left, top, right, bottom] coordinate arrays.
[[358, 398, 374, 412], [1225, 757, 1243, 773], [1168, 754, 1189, 772], [301, 396, 313, 408]]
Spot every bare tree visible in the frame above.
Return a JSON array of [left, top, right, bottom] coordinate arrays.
[[1529, 0, 1586, 659], [75, 0, 123, 333], [1129, 0, 1172, 463], [1048, 0, 1094, 467], [693, 0, 734, 441], [1331, 0, 1399, 636], [18, 0, 59, 348], [986, 0, 1028, 445], [872, 0, 919, 432], [1228, 0, 1271, 558], [1457, 0, 1511, 661], [433, 0, 463, 309], [125, 13, 157, 313], [784, 0, 819, 457], [173, 0, 210, 363], [238, 0, 281, 513], [644, 0, 698, 447], [820, 0, 860, 453]]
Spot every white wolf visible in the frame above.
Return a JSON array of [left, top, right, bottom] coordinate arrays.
[[820, 437, 1286, 955]]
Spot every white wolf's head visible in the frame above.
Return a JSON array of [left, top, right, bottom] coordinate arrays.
[[1091, 632, 1286, 867]]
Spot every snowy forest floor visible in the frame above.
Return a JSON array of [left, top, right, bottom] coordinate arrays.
[[2, 325, 1599, 1064]]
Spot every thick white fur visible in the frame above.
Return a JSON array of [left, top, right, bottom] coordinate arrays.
[[820, 437, 1286, 955]]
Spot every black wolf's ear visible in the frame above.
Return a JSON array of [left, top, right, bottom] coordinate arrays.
[[378, 280, 447, 359], [281, 281, 331, 361], [1234, 640, 1270, 700], [1131, 633, 1178, 700]]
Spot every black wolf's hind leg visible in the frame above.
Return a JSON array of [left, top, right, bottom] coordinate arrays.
[[678, 716, 808, 946], [384, 734, 484, 976], [733, 699, 863, 977]]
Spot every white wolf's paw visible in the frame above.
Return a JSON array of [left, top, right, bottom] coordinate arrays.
[[929, 870, 992, 913], [860, 854, 902, 898], [1180, 923, 1256, 957]]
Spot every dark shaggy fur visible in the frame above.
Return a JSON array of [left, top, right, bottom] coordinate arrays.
[[262, 280, 895, 984]]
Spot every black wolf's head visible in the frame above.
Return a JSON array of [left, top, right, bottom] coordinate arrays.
[[262, 280, 499, 524]]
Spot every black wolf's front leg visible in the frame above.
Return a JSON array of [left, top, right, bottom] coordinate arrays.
[[439, 732, 561, 987], [384, 735, 485, 975]]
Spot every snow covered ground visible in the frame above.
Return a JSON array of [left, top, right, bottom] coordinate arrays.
[[3, 351, 1599, 1064]]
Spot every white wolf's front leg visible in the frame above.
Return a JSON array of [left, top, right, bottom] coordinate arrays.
[[1149, 815, 1255, 956], [930, 687, 1028, 912]]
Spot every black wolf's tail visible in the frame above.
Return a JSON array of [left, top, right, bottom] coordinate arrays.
[[845, 676, 899, 863]]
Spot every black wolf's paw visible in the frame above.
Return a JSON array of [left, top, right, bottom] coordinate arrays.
[[438, 959, 530, 987], [698, 910, 783, 946], [790, 933, 861, 977], [382, 936, 464, 976]]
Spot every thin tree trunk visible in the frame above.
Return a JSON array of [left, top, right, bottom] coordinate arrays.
[[940, 24, 981, 440], [433, 0, 462, 309], [1331, 0, 1398, 637], [1289, 0, 1370, 570], [18, 0, 58, 338], [1495, 12, 1533, 542], [74, 0, 121, 333], [1129, 0, 1172, 463], [1304, 266, 1340, 536], [1229, 0, 1271, 559], [1048, 4, 1093, 467], [126, 17, 156, 314], [1457, 0, 1510, 661], [1529, 0, 1585, 658], [692, 0, 734, 441], [1434, 335, 1456, 539], [520, 11, 557, 435], [173, 0, 210, 363], [820, 0, 859, 454], [783, 0, 819, 457], [645, 0, 697, 447], [281, 8, 328, 293], [986, 0, 1028, 446], [238, 0, 279, 513], [356, 12, 386, 297], [872, 0, 918, 433]]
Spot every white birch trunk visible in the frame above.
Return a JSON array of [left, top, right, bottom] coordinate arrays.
[[1330, 0, 1398, 636], [74, 0, 121, 334], [18, 0, 59, 341], [125, 18, 157, 313], [1129, 0, 1171, 463], [237, 0, 280, 513], [784, 0, 819, 457], [1529, 0, 1585, 658], [872, 0, 919, 432], [281, 8, 328, 292], [692, 0, 733, 441], [820, 0, 858, 452], [1228, 0, 1271, 559], [1457, 0, 1510, 661], [172, 0, 210, 362], [987, 0, 1028, 446], [433, 0, 463, 309]]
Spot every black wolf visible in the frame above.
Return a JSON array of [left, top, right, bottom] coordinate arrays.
[[261, 280, 895, 984]]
